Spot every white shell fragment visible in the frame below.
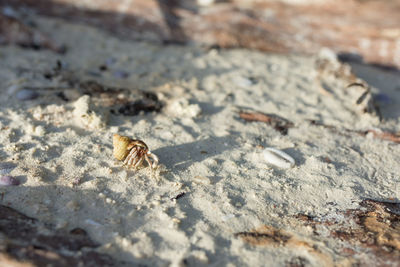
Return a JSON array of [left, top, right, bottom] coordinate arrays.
[[263, 147, 295, 169]]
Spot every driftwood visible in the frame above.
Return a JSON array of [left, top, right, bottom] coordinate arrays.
[[1, 0, 399, 68], [235, 199, 400, 266]]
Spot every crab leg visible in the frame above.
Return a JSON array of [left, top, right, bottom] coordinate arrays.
[[146, 152, 159, 168], [124, 148, 138, 165], [133, 156, 144, 169]]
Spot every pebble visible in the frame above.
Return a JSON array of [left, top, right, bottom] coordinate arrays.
[[0, 176, 20, 186], [16, 89, 39, 101], [263, 147, 295, 169]]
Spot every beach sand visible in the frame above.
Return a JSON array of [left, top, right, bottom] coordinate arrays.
[[0, 15, 399, 266]]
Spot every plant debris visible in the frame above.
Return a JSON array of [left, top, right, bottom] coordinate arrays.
[[239, 111, 294, 135], [170, 192, 186, 201], [309, 120, 400, 144], [118, 92, 163, 116], [78, 80, 164, 115], [363, 129, 400, 144], [79, 80, 124, 95]]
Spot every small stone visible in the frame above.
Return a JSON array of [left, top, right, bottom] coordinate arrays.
[[16, 89, 39, 101], [0, 176, 19, 186]]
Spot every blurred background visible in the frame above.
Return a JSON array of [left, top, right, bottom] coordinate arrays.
[[1, 0, 399, 69]]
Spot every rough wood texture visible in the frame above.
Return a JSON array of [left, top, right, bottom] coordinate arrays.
[[296, 199, 400, 266], [1, 0, 399, 68]]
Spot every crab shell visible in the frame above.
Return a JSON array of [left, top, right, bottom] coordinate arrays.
[[113, 134, 131, 160], [113, 133, 149, 161]]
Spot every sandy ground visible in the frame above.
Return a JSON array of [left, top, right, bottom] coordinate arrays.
[[0, 15, 399, 266]]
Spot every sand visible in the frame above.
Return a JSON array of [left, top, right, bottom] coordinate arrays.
[[0, 14, 399, 266]]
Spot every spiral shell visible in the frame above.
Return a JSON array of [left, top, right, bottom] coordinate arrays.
[[113, 134, 133, 160]]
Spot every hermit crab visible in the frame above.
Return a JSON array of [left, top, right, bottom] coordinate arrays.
[[113, 134, 159, 170]]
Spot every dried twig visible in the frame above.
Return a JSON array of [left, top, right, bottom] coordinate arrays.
[[363, 130, 400, 144], [239, 111, 294, 135], [170, 192, 185, 201], [309, 120, 400, 144]]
